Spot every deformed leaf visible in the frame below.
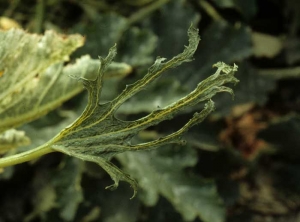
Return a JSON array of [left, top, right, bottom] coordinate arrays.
[[120, 20, 251, 115], [43, 26, 238, 197], [0, 26, 238, 198], [213, 62, 275, 116]]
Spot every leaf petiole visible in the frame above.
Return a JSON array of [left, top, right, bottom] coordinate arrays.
[[0, 143, 54, 168]]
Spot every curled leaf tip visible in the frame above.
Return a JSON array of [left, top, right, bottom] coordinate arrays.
[[49, 25, 238, 198]]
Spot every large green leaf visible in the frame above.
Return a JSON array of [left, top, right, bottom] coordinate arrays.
[[0, 29, 131, 134], [0, 29, 84, 133], [117, 145, 225, 222]]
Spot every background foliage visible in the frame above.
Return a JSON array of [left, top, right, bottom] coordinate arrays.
[[1, 0, 300, 221]]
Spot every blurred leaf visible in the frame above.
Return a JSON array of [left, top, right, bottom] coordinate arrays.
[[259, 115, 300, 158], [117, 27, 158, 67], [212, 0, 257, 19], [120, 21, 252, 116], [80, 171, 140, 222], [0, 16, 21, 29], [185, 120, 223, 151], [118, 145, 225, 222], [0, 129, 30, 153], [100, 185, 140, 222], [52, 157, 84, 221], [26, 157, 84, 222], [72, 13, 128, 58], [0, 29, 84, 133], [118, 78, 187, 114], [147, 0, 200, 58], [212, 0, 235, 7], [252, 32, 283, 58]]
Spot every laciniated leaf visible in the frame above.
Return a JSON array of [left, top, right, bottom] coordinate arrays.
[[73, 13, 158, 68], [119, 19, 251, 115], [118, 78, 187, 114], [37, 26, 238, 197], [213, 62, 275, 116], [117, 145, 225, 222], [0, 26, 238, 197], [0, 29, 84, 133]]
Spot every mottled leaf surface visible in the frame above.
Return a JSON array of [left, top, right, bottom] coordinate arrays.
[[0, 29, 84, 133], [118, 145, 225, 222], [0, 30, 131, 144]]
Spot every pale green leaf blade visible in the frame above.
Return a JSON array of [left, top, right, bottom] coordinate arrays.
[[0, 32, 131, 133], [0, 29, 84, 132]]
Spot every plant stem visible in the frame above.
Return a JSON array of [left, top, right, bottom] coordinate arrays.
[[35, 0, 45, 33], [198, 0, 224, 21], [0, 144, 54, 168]]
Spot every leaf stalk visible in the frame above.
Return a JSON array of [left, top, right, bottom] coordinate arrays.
[[0, 143, 54, 168]]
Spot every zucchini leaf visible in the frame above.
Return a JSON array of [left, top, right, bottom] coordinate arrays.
[[44, 26, 238, 197], [0, 29, 84, 133], [0, 29, 131, 134], [118, 145, 225, 222]]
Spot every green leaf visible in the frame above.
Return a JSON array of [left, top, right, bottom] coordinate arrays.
[[119, 20, 251, 115], [213, 62, 276, 116], [0, 29, 131, 134], [0, 29, 84, 133], [117, 27, 158, 67], [118, 145, 225, 222], [52, 157, 84, 221], [0, 26, 238, 198], [45, 26, 237, 197]]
